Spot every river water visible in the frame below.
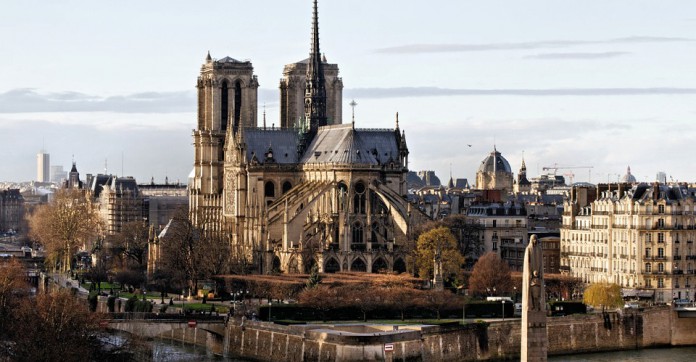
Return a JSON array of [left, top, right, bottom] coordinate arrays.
[[549, 346, 696, 361]]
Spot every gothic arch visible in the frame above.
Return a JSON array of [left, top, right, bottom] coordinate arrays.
[[352, 221, 364, 244], [353, 180, 366, 214], [371, 257, 388, 273], [304, 257, 316, 274], [325, 257, 340, 273], [351, 257, 367, 272], [282, 180, 293, 194], [265, 181, 276, 198], [393, 258, 407, 273], [287, 256, 300, 274], [272, 255, 281, 274]]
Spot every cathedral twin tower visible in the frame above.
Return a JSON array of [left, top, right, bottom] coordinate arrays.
[[190, 0, 411, 275]]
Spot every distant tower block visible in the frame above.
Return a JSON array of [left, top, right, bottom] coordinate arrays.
[[37, 150, 50, 182]]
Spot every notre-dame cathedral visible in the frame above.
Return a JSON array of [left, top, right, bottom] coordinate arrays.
[[189, 0, 416, 275]]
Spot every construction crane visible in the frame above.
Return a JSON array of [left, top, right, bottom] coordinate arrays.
[[542, 164, 594, 184]]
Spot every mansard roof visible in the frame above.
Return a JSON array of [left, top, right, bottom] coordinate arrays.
[[300, 124, 399, 165]]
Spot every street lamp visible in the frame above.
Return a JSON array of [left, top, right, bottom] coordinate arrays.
[[513, 286, 518, 303], [501, 300, 506, 321], [268, 301, 272, 322]]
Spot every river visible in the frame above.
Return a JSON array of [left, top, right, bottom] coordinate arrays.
[[549, 346, 696, 361]]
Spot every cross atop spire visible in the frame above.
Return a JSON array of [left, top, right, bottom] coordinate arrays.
[[304, 0, 327, 134]]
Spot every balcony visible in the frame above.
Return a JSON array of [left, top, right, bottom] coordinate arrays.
[[686, 255, 696, 260], [674, 269, 684, 275], [674, 255, 683, 260]]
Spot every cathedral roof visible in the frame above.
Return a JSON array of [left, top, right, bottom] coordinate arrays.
[[243, 128, 300, 164], [300, 124, 399, 165], [478, 147, 512, 174]]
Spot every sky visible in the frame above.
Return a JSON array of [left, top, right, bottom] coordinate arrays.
[[1, 0, 696, 185]]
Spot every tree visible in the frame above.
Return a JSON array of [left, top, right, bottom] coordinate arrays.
[[468, 252, 513, 296], [28, 189, 102, 272], [583, 282, 623, 312], [336, 283, 382, 322], [306, 263, 322, 288], [110, 220, 150, 268], [414, 226, 465, 282], [298, 285, 340, 321], [5, 290, 102, 361], [440, 215, 484, 268], [158, 209, 230, 297], [422, 289, 460, 320], [383, 286, 424, 321], [0, 259, 28, 338]]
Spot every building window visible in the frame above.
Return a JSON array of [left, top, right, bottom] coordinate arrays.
[[352, 222, 363, 244], [221, 80, 229, 131], [658, 219, 665, 228], [645, 263, 651, 272], [645, 247, 651, 257], [658, 233, 664, 243], [646, 234, 652, 243], [658, 248, 664, 258], [264, 181, 275, 198], [493, 220, 497, 227], [493, 241, 498, 251], [659, 205, 665, 214], [658, 263, 664, 272], [353, 181, 366, 214], [658, 278, 664, 288]]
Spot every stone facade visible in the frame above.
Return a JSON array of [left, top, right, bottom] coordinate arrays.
[[279, 59, 342, 128], [189, 1, 415, 275], [467, 203, 528, 271], [561, 182, 696, 303]]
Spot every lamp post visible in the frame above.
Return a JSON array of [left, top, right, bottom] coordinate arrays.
[[501, 300, 506, 321], [513, 286, 518, 302], [268, 301, 272, 322]]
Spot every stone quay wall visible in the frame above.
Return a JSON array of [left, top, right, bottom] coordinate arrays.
[[220, 306, 696, 361]]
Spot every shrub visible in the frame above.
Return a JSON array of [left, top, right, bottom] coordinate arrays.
[[107, 296, 116, 313], [87, 293, 98, 312], [124, 295, 138, 312]]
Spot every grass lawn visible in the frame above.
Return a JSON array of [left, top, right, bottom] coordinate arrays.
[[83, 282, 121, 290], [168, 302, 229, 314]]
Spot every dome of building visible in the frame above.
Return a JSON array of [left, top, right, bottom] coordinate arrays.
[[620, 166, 637, 183], [478, 147, 512, 174]]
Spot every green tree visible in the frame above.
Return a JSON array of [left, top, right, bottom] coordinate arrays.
[[415, 226, 465, 282], [306, 263, 322, 288], [583, 282, 623, 312], [28, 189, 103, 272], [468, 252, 513, 296]]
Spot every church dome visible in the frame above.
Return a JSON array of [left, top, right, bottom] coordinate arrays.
[[620, 166, 637, 183], [478, 148, 512, 174]]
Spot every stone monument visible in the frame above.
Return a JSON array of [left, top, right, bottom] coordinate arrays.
[[521, 234, 548, 361], [432, 245, 444, 291]]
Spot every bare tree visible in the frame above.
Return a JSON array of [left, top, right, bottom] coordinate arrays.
[[383, 286, 424, 321], [5, 290, 102, 361], [468, 252, 513, 296], [422, 289, 460, 320], [28, 189, 102, 272], [110, 220, 150, 269], [0, 259, 28, 338], [158, 209, 231, 297]]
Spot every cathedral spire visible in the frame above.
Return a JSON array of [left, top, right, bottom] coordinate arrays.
[[304, 0, 327, 134]]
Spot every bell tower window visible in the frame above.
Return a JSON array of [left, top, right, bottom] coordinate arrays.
[[234, 80, 242, 130], [221, 81, 229, 131]]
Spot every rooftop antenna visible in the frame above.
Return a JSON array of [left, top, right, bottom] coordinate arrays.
[[349, 99, 357, 125]]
